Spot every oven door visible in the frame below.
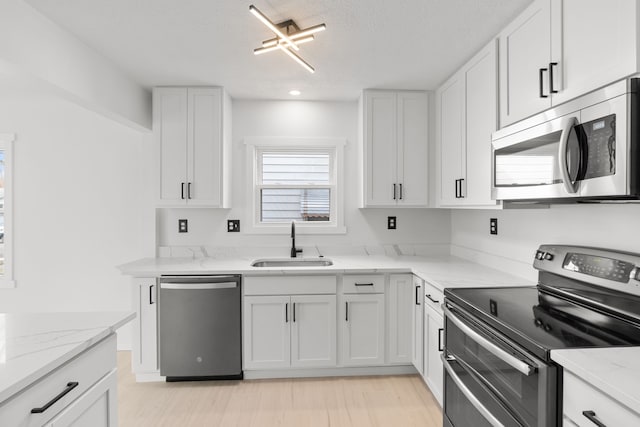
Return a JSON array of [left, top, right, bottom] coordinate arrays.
[[442, 355, 523, 427], [443, 302, 557, 427]]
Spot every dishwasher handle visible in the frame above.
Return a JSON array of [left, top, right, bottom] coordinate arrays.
[[160, 282, 237, 290]]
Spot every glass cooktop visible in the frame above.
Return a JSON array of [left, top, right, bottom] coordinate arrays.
[[445, 283, 640, 362]]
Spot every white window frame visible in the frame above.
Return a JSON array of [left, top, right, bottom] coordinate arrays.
[[245, 137, 346, 234], [0, 134, 15, 288]]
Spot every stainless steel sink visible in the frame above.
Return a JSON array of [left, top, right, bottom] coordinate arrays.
[[251, 258, 333, 267]]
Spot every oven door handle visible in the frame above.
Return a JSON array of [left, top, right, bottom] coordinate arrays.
[[441, 355, 507, 427], [444, 306, 535, 376], [558, 116, 579, 194]]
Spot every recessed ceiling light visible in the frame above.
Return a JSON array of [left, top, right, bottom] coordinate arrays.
[[289, 90, 301, 96]]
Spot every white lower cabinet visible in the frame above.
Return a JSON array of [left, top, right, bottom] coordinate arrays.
[[423, 281, 444, 406], [562, 369, 640, 426], [0, 334, 118, 427], [290, 295, 337, 368], [411, 276, 424, 375], [46, 369, 117, 427], [243, 294, 337, 370], [340, 293, 385, 366], [387, 274, 413, 364], [131, 278, 158, 377]]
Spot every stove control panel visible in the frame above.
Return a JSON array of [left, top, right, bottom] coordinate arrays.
[[562, 253, 635, 283]]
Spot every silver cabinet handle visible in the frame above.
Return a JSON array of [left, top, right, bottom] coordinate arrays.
[[444, 305, 535, 376], [442, 355, 506, 427], [160, 282, 237, 290]]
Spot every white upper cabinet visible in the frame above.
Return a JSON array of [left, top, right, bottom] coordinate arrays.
[[437, 75, 465, 206], [154, 87, 231, 207], [437, 40, 499, 207], [499, 0, 552, 126], [361, 90, 429, 207], [500, 0, 639, 127], [551, 0, 638, 106]]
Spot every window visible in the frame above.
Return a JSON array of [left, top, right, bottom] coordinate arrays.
[[0, 134, 15, 288], [246, 138, 345, 234]]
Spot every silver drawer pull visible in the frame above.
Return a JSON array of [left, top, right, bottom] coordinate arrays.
[[161, 282, 237, 290], [441, 356, 505, 427], [444, 305, 535, 376], [354, 282, 374, 286]]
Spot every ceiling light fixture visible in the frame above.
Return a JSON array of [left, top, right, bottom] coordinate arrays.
[[249, 5, 326, 74], [289, 90, 301, 96]]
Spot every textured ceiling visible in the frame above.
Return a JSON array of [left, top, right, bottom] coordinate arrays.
[[23, 0, 532, 100]]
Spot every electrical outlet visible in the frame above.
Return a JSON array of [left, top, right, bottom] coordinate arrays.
[[490, 218, 498, 235], [227, 219, 240, 232], [178, 219, 188, 233], [388, 216, 397, 230]]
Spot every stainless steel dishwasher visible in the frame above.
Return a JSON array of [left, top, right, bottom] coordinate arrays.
[[158, 275, 242, 381]]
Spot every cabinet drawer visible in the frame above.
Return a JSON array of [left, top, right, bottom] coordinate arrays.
[[563, 370, 640, 427], [423, 281, 444, 313], [0, 333, 116, 426], [244, 275, 337, 295], [342, 275, 384, 293]]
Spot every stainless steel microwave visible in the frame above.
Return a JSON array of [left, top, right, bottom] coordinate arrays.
[[491, 78, 640, 202]]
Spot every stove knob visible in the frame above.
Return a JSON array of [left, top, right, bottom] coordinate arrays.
[[544, 253, 554, 261], [536, 251, 545, 260], [544, 324, 552, 332], [534, 319, 543, 327]]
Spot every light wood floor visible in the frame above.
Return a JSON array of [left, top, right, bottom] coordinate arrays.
[[117, 352, 443, 427]]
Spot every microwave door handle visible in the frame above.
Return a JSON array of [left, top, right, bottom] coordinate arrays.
[[441, 355, 507, 427], [558, 116, 579, 194], [444, 306, 535, 376]]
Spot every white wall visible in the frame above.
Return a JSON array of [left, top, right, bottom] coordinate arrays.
[[0, 90, 153, 349], [451, 204, 640, 281], [157, 99, 451, 250]]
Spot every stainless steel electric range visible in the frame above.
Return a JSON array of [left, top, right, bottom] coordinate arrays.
[[442, 245, 640, 427]]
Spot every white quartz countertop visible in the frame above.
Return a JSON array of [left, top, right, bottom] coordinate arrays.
[[118, 254, 534, 292], [551, 347, 640, 413], [0, 311, 135, 405]]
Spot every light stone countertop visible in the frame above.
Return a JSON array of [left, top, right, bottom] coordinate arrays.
[[0, 311, 135, 405], [551, 347, 640, 414], [118, 254, 534, 292]]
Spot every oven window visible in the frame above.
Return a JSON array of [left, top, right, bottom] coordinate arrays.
[[444, 358, 523, 427], [445, 314, 543, 426]]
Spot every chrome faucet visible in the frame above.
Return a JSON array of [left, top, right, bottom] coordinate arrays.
[[290, 221, 303, 258]]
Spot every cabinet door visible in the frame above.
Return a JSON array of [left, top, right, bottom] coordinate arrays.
[[499, 0, 552, 127], [387, 274, 413, 364], [464, 40, 499, 206], [364, 90, 398, 206], [46, 370, 117, 427], [424, 305, 444, 406], [551, 0, 637, 106], [412, 277, 424, 375], [397, 92, 428, 206], [290, 295, 337, 368], [437, 75, 465, 205], [340, 294, 385, 366], [187, 87, 223, 206], [132, 278, 158, 374], [155, 87, 188, 205], [243, 296, 290, 369]]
